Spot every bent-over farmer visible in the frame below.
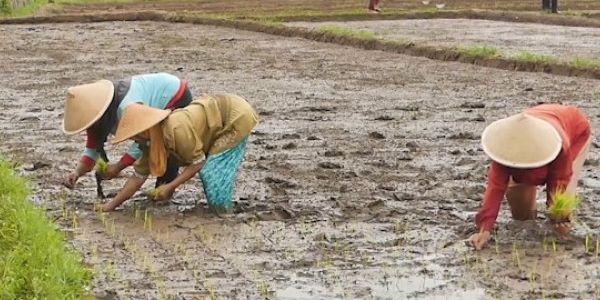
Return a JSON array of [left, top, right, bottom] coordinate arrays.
[[467, 104, 591, 250], [62, 73, 193, 192], [102, 93, 258, 212]]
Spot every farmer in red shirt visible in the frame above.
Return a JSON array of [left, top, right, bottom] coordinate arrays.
[[467, 104, 592, 250]]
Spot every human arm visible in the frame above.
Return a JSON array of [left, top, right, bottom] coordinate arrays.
[[100, 142, 142, 180], [102, 175, 147, 211], [469, 162, 509, 250], [154, 161, 204, 201], [63, 129, 100, 188]]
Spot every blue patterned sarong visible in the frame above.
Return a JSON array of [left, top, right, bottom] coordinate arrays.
[[199, 138, 248, 210]]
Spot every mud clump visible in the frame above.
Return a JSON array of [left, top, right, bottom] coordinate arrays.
[[318, 161, 343, 169], [369, 131, 385, 139]]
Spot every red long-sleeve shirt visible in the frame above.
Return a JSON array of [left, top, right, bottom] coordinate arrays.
[[476, 104, 591, 231]]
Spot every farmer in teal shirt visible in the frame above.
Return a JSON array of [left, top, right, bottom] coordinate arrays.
[[62, 73, 193, 194]]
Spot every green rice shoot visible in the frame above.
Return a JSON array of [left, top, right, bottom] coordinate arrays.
[[548, 190, 580, 221], [95, 158, 108, 174], [146, 185, 163, 200]]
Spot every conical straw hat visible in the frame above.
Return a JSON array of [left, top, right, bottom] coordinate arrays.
[[62, 80, 114, 135], [481, 113, 562, 168], [111, 103, 171, 144]]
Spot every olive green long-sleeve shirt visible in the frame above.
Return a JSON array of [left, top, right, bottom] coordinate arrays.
[[134, 93, 258, 176]]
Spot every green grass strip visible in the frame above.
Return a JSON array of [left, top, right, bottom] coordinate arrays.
[[0, 158, 91, 299], [317, 24, 377, 41], [570, 57, 600, 69], [457, 45, 499, 59], [516, 51, 558, 64]]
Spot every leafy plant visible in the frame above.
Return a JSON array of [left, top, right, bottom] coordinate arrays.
[[548, 191, 579, 221], [95, 158, 108, 174]]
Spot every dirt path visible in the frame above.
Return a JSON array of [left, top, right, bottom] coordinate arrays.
[[2, 20, 600, 299], [288, 19, 600, 60]]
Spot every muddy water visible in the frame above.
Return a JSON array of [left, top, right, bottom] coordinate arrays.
[[288, 19, 600, 60], [1, 21, 600, 299]]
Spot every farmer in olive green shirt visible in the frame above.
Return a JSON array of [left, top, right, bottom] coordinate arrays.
[[103, 93, 258, 212]]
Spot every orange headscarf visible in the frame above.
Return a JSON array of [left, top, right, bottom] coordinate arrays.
[[139, 125, 167, 177]]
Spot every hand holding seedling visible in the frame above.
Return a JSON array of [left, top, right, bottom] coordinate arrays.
[[147, 185, 173, 202], [100, 163, 124, 180], [63, 163, 93, 189], [552, 222, 571, 236], [466, 230, 491, 250], [547, 190, 578, 236]]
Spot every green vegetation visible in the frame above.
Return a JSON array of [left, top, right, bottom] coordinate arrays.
[[548, 191, 580, 221], [146, 185, 163, 200], [0, 158, 91, 299], [570, 57, 600, 69], [457, 45, 499, 59], [516, 51, 558, 64], [317, 25, 376, 41], [1, 0, 47, 16], [95, 158, 107, 174]]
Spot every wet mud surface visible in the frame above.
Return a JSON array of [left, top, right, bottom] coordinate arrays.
[[1, 21, 600, 299], [288, 19, 600, 60]]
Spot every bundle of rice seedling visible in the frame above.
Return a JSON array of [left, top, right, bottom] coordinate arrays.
[[548, 191, 580, 222], [146, 186, 163, 200], [95, 158, 108, 174]]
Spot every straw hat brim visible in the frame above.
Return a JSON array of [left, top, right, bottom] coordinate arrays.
[[62, 79, 114, 135], [111, 103, 171, 144], [481, 113, 562, 168]]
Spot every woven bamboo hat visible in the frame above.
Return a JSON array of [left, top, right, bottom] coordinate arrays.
[[111, 103, 170, 144], [481, 113, 562, 168], [62, 80, 114, 135]]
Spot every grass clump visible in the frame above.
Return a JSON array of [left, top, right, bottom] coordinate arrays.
[[570, 57, 600, 69], [516, 51, 558, 64], [317, 25, 377, 41], [95, 158, 108, 174], [457, 45, 499, 59], [0, 158, 91, 299], [548, 191, 580, 221]]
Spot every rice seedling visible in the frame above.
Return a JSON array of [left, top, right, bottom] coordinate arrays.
[[146, 185, 164, 200], [552, 240, 557, 254], [586, 234, 590, 254], [95, 158, 108, 174], [204, 281, 217, 300], [257, 280, 272, 299], [512, 242, 521, 268], [494, 234, 500, 254], [527, 272, 537, 293], [108, 220, 116, 237], [596, 239, 599, 258], [71, 212, 78, 229], [548, 191, 579, 222], [542, 237, 548, 253], [143, 209, 152, 231]]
